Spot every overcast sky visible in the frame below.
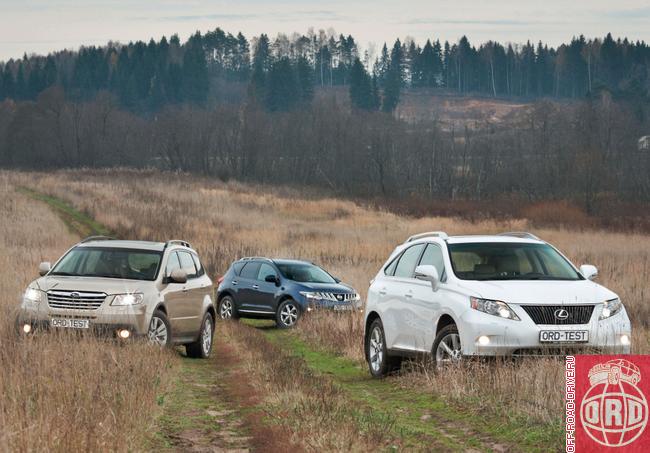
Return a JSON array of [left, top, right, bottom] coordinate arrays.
[[1, 0, 650, 61]]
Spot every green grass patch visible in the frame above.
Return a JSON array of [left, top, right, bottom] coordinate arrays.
[[18, 186, 111, 238], [261, 327, 562, 452]]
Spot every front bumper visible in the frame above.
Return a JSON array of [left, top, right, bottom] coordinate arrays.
[[18, 296, 150, 337], [305, 298, 363, 312], [458, 306, 632, 356]]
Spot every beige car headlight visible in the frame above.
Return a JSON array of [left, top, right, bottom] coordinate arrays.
[[24, 287, 44, 303], [111, 293, 144, 306]]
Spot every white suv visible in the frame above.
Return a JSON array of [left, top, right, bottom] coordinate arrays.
[[364, 232, 632, 377]]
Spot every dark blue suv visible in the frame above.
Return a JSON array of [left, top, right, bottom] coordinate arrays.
[[216, 258, 360, 328]]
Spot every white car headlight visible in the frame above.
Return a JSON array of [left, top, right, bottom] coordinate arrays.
[[24, 287, 43, 303], [111, 293, 144, 306], [600, 298, 623, 320], [470, 297, 520, 321]]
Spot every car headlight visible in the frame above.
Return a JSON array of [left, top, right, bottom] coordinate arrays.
[[470, 297, 520, 321], [600, 298, 623, 320], [300, 291, 328, 301], [24, 287, 43, 303], [111, 293, 144, 306]]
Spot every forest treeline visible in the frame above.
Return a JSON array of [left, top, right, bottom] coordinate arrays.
[[0, 28, 649, 112], [1, 86, 648, 217]]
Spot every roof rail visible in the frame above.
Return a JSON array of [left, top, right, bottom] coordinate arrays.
[[239, 256, 271, 261], [80, 235, 116, 243], [498, 232, 541, 241], [405, 231, 449, 243], [165, 239, 192, 249]]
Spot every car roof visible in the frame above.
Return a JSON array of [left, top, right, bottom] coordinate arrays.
[[445, 235, 545, 245], [271, 258, 313, 266], [76, 240, 170, 252]]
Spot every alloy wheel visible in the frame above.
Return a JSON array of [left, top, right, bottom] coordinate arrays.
[[201, 317, 212, 355], [435, 333, 462, 368], [220, 299, 233, 319], [280, 303, 298, 326], [148, 316, 168, 346], [369, 326, 384, 373]]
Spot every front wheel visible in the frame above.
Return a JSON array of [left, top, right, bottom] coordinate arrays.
[[148, 310, 172, 347], [218, 296, 238, 320], [432, 324, 462, 370], [186, 312, 214, 359], [365, 319, 402, 378], [276, 300, 300, 329]]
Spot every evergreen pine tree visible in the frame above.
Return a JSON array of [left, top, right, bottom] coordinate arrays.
[[349, 58, 373, 110]]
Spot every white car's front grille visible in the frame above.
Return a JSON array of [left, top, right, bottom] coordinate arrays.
[[521, 305, 595, 325], [47, 290, 107, 310]]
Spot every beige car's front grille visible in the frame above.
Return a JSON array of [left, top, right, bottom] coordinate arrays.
[[47, 290, 107, 310]]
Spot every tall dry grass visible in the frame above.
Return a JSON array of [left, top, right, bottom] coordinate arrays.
[[5, 169, 650, 437], [0, 174, 175, 452]]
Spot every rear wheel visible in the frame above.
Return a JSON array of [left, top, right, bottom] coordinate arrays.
[[276, 300, 300, 328], [148, 310, 172, 347], [186, 312, 214, 359], [218, 295, 238, 320], [432, 324, 462, 370], [366, 319, 402, 378]]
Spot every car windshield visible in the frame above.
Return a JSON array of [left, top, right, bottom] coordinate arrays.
[[447, 242, 582, 281], [276, 262, 336, 284], [49, 247, 162, 281]]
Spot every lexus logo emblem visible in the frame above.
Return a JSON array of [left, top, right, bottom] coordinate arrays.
[[70, 292, 80, 299], [554, 308, 569, 320]]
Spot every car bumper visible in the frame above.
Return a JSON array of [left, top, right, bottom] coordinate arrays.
[[305, 299, 363, 312], [17, 297, 150, 336], [458, 307, 632, 356]]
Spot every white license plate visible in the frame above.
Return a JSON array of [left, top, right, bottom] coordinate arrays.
[[539, 330, 588, 343], [51, 318, 90, 329], [333, 304, 353, 311]]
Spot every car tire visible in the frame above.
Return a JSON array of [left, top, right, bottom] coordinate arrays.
[[148, 309, 172, 347], [366, 318, 402, 378], [431, 324, 462, 371], [186, 312, 215, 359], [218, 295, 238, 320], [276, 299, 300, 329]]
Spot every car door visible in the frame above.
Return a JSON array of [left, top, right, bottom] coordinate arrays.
[[168, 251, 200, 335], [161, 251, 187, 337], [409, 243, 447, 352], [178, 251, 209, 334], [251, 262, 280, 312], [236, 261, 261, 312], [382, 243, 426, 351]]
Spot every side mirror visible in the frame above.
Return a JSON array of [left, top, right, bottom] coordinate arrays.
[[39, 262, 51, 276], [414, 265, 440, 291], [580, 264, 598, 281], [265, 274, 279, 285], [170, 269, 188, 284]]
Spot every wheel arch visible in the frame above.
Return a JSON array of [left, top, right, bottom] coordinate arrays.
[[436, 313, 457, 335], [364, 311, 381, 359]]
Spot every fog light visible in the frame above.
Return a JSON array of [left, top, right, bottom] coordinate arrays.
[[478, 335, 490, 346], [118, 329, 130, 339], [22, 324, 32, 334], [620, 334, 630, 346]]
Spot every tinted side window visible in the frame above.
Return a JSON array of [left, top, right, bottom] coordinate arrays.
[[239, 262, 261, 279], [232, 262, 245, 275], [257, 263, 277, 281], [165, 252, 181, 276], [191, 253, 205, 277], [393, 244, 426, 278], [178, 251, 198, 279], [419, 244, 446, 280], [384, 255, 399, 276]]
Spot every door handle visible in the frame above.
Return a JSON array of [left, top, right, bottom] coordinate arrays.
[[405, 292, 413, 299], [232, 280, 238, 285], [182, 287, 189, 293], [252, 284, 259, 289], [378, 288, 387, 295]]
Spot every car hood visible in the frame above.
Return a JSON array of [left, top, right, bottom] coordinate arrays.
[[34, 276, 151, 295], [296, 282, 356, 293], [456, 279, 617, 305]]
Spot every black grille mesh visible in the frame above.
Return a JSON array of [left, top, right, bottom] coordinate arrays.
[[521, 305, 594, 325]]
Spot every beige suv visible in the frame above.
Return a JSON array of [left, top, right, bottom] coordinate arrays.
[[17, 236, 216, 358]]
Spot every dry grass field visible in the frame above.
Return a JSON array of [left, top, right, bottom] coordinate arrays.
[[1, 168, 649, 451]]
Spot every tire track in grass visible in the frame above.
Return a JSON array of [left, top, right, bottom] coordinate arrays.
[[251, 320, 554, 453]]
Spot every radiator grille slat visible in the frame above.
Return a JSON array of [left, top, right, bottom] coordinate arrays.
[[521, 305, 594, 325], [47, 290, 106, 310]]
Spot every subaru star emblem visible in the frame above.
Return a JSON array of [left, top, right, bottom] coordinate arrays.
[[70, 292, 80, 299], [554, 308, 569, 320]]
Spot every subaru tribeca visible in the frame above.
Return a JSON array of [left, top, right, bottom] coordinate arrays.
[[217, 258, 360, 328], [17, 236, 216, 358], [364, 231, 632, 377]]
